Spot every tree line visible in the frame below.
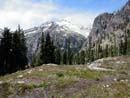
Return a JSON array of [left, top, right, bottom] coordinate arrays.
[[0, 26, 27, 75], [32, 32, 74, 66], [1, 25, 130, 75], [0, 27, 75, 75], [75, 29, 130, 64]]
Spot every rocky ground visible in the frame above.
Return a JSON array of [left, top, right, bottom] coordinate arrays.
[[0, 56, 130, 98]]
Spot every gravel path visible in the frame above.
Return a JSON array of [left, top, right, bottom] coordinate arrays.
[[88, 62, 114, 71]]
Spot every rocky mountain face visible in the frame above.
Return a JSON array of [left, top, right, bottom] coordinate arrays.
[[25, 20, 87, 63], [82, 0, 130, 50]]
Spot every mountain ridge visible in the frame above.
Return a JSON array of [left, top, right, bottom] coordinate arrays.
[[25, 20, 87, 64], [75, 0, 130, 64], [82, 0, 130, 50], [24, 19, 91, 37]]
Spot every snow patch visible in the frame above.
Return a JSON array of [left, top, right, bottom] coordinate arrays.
[[27, 70, 32, 74], [56, 19, 90, 37], [24, 19, 90, 37], [17, 75, 23, 78], [46, 63, 58, 66], [38, 69, 43, 72], [0, 81, 3, 84], [17, 81, 25, 84]]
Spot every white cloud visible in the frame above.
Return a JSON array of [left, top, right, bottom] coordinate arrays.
[[0, 0, 98, 30]]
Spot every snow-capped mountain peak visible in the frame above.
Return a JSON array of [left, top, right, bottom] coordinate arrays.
[[24, 19, 87, 63], [56, 19, 91, 37], [24, 19, 91, 37], [40, 21, 55, 28]]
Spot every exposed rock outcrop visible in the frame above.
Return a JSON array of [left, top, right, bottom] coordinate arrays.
[[82, 0, 130, 50]]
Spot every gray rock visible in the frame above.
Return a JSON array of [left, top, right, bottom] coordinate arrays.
[[82, 0, 130, 51], [25, 21, 86, 64]]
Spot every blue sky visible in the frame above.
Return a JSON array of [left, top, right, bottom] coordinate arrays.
[[0, 0, 128, 29], [52, 0, 127, 13]]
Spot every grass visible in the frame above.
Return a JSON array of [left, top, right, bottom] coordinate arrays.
[[73, 82, 130, 98], [0, 58, 130, 98], [64, 68, 112, 80], [0, 82, 13, 98], [0, 82, 33, 98]]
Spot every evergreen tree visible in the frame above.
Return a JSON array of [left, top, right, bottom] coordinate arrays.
[[54, 48, 61, 65], [75, 53, 80, 64], [95, 43, 98, 59], [11, 30, 20, 71], [0, 27, 28, 75], [127, 38, 130, 55], [126, 29, 130, 54], [45, 33, 55, 64], [32, 53, 42, 67], [31, 54, 37, 67], [97, 44, 102, 59], [90, 49, 94, 62], [18, 26, 28, 69], [123, 33, 127, 55], [62, 50, 67, 65], [104, 44, 109, 57], [119, 39, 123, 55], [80, 50, 85, 64], [0, 41, 2, 74], [39, 32, 46, 65], [35, 32, 57, 65], [109, 45, 114, 57], [88, 37, 93, 62], [113, 34, 118, 56], [67, 39, 73, 65], [0, 28, 12, 74], [12, 26, 28, 70]]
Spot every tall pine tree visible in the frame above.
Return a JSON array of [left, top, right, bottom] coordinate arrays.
[[39, 32, 46, 65], [62, 50, 67, 65], [12, 26, 28, 70], [0, 28, 13, 74], [54, 48, 61, 65], [67, 39, 73, 65], [45, 33, 55, 64], [0, 26, 28, 75]]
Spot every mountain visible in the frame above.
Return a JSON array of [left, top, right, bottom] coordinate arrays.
[[82, 0, 130, 51], [25, 20, 87, 63], [56, 19, 91, 37]]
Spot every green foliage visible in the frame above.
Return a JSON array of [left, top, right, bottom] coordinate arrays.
[[0, 26, 27, 75], [56, 72, 64, 77], [0, 28, 12, 75], [12, 26, 28, 70], [77, 30, 130, 64], [55, 48, 61, 65], [67, 40, 73, 65], [67, 49, 73, 65], [34, 32, 62, 66], [75, 51, 85, 64], [127, 38, 130, 54], [14, 83, 32, 95], [79, 50, 85, 64], [75, 53, 80, 64], [40, 32, 46, 64], [0, 82, 13, 98], [32, 54, 42, 67], [62, 50, 67, 65], [44, 33, 56, 64], [32, 32, 80, 66]]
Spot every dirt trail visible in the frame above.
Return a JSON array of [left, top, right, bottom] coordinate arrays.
[[88, 62, 114, 71]]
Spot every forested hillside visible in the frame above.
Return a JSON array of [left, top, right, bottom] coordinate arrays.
[[77, 0, 130, 64]]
